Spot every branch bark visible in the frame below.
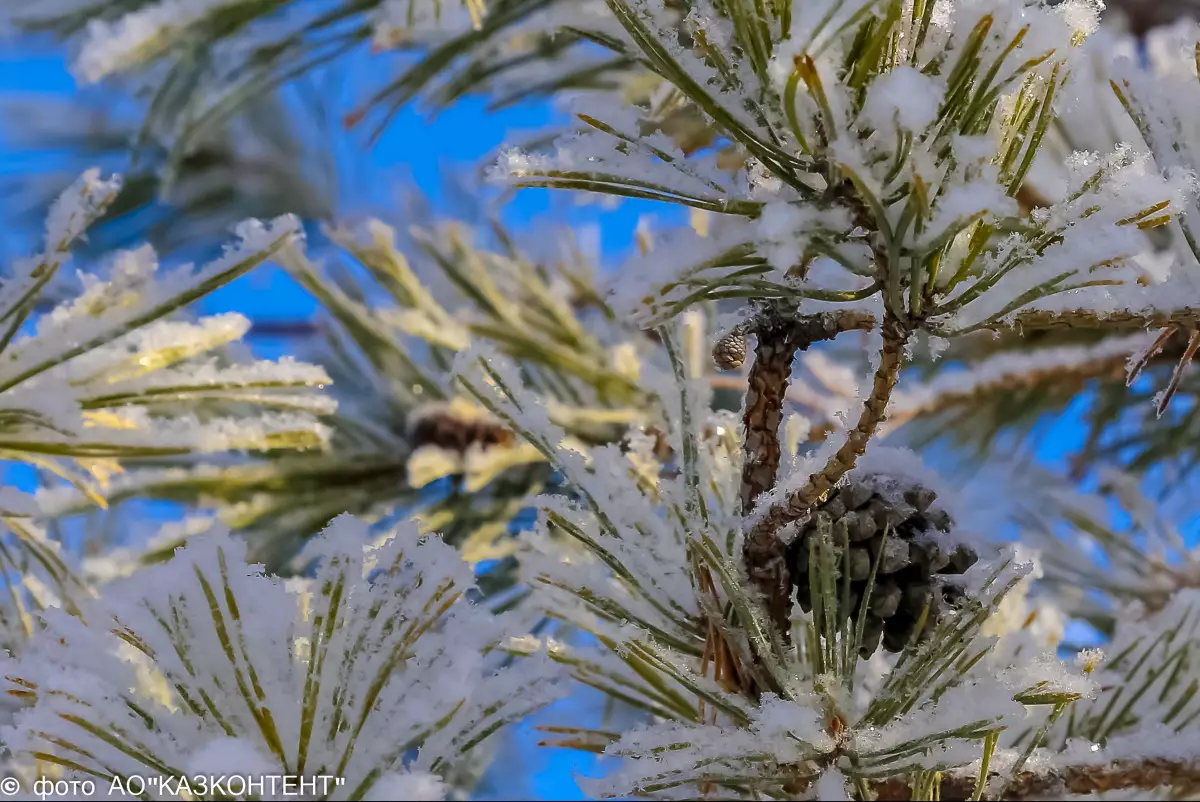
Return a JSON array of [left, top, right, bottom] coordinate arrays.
[[871, 757, 1200, 800], [737, 309, 877, 636], [740, 323, 802, 512], [795, 307, 1200, 336], [1012, 307, 1200, 333], [745, 314, 908, 549], [739, 312, 872, 508]]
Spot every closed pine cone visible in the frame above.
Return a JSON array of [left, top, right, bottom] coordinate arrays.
[[712, 330, 748, 371], [785, 474, 979, 657]]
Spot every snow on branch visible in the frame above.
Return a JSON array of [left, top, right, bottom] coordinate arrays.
[[459, 343, 1108, 798], [0, 173, 328, 518], [72, 0, 270, 83], [872, 757, 1200, 800], [887, 334, 1155, 432], [494, 121, 756, 219], [25, 0, 1200, 799], [0, 517, 93, 655], [1, 515, 563, 798], [0, 169, 121, 328]]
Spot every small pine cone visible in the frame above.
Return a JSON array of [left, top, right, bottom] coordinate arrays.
[[866, 496, 909, 531], [941, 581, 967, 608], [909, 538, 951, 574], [784, 473, 981, 657], [822, 495, 847, 520], [408, 401, 513, 453], [845, 510, 879, 542], [925, 507, 953, 532], [900, 580, 934, 620], [839, 482, 874, 511], [903, 487, 937, 512], [712, 330, 747, 370], [943, 544, 979, 575], [882, 613, 919, 654]]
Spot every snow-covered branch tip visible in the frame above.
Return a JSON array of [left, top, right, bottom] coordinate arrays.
[[0, 173, 327, 519], [2, 515, 563, 800]]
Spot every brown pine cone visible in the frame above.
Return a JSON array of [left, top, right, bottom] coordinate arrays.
[[712, 330, 748, 371], [786, 474, 979, 658]]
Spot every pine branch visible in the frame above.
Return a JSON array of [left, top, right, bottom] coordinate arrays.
[[884, 342, 1138, 433], [738, 310, 875, 635], [750, 308, 1200, 338], [1011, 308, 1200, 332], [249, 319, 324, 338], [739, 310, 876, 509], [871, 757, 1200, 800], [745, 314, 908, 548]]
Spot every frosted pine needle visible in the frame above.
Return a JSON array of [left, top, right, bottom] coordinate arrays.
[[1, 515, 563, 799]]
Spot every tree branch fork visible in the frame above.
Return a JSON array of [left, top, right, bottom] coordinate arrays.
[[723, 304, 1198, 800], [733, 306, 906, 635], [730, 302, 1200, 633]]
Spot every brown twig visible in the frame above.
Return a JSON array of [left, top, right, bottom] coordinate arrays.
[[1126, 324, 1180, 386], [870, 756, 1200, 800], [1156, 328, 1200, 417], [787, 307, 1200, 335], [740, 321, 803, 510], [740, 320, 805, 641], [745, 313, 908, 552], [737, 310, 875, 637], [1012, 307, 1200, 333]]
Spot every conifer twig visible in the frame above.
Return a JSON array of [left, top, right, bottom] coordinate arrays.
[[1011, 308, 1200, 333], [871, 756, 1200, 800], [884, 350, 1134, 432], [739, 310, 876, 509], [738, 309, 876, 635], [745, 314, 908, 549], [746, 307, 1200, 336]]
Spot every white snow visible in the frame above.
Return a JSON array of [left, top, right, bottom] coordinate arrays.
[[364, 772, 447, 801], [861, 66, 943, 134], [185, 737, 277, 779]]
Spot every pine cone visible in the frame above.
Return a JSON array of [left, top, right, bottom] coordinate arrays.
[[407, 401, 514, 453], [786, 474, 979, 658], [712, 330, 748, 371]]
